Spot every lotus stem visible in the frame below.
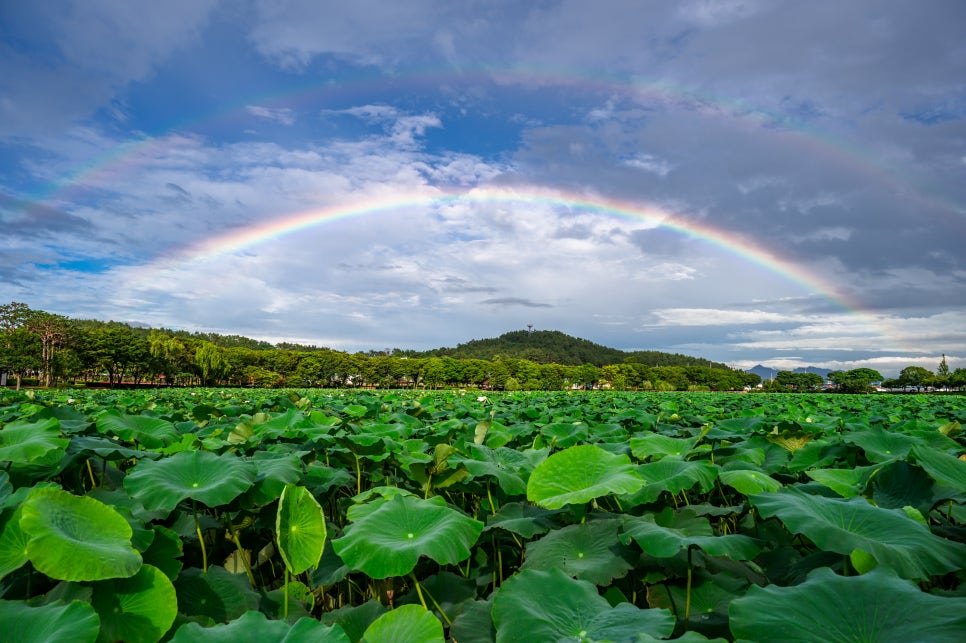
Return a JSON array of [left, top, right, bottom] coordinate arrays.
[[684, 546, 693, 630], [283, 569, 290, 618], [86, 459, 97, 488], [193, 501, 208, 573], [225, 519, 256, 587], [411, 574, 428, 611]]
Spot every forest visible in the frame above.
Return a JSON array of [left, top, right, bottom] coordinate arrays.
[[0, 302, 760, 391]]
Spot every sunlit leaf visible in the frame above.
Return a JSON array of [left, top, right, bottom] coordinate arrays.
[[21, 487, 141, 581], [91, 564, 177, 643], [0, 599, 100, 643], [276, 484, 327, 575], [333, 495, 483, 578], [527, 444, 643, 509], [124, 450, 256, 513], [730, 566, 966, 641], [361, 604, 444, 643]]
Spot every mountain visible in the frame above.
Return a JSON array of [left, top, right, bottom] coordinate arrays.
[[414, 329, 728, 368], [747, 364, 833, 381]]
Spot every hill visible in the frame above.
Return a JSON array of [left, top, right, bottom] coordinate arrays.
[[414, 330, 728, 368], [747, 364, 833, 382]]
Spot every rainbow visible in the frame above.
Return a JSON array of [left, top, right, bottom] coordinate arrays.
[[119, 184, 914, 354], [127, 183, 865, 313], [21, 65, 965, 227]]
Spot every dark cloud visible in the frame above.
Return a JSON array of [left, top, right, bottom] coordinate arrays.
[[0, 193, 91, 237], [480, 297, 553, 308]]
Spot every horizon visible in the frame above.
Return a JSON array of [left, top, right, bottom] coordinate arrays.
[[2, 2, 964, 380]]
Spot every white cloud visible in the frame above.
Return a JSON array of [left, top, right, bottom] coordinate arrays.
[[246, 105, 297, 126]]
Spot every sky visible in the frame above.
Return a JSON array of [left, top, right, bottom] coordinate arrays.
[[1, 1, 965, 377]]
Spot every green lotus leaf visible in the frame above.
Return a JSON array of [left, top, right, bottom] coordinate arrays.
[[96, 411, 180, 449], [276, 484, 327, 575], [0, 417, 67, 462], [484, 501, 562, 538], [21, 487, 142, 581], [805, 463, 884, 498], [913, 444, 966, 493], [522, 519, 634, 585], [730, 566, 966, 642], [842, 426, 919, 463], [871, 460, 934, 513], [91, 564, 177, 643], [648, 575, 746, 633], [750, 488, 966, 579], [539, 422, 589, 448], [361, 604, 445, 643], [0, 599, 100, 643], [527, 444, 644, 509], [630, 433, 698, 460], [174, 566, 260, 623], [492, 568, 674, 642], [718, 469, 782, 495], [449, 599, 496, 643], [320, 599, 388, 642], [333, 495, 483, 579], [142, 525, 183, 581], [620, 508, 761, 560], [637, 459, 719, 495], [124, 450, 256, 513], [242, 453, 303, 506], [0, 505, 28, 580], [169, 609, 350, 642], [457, 444, 531, 495]]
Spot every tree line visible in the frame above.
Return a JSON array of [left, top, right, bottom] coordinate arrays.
[[0, 302, 761, 391]]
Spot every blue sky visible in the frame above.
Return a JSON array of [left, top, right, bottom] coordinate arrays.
[[2, 1, 965, 376]]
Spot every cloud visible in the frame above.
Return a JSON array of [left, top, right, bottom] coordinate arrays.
[[480, 298, 553, 308], [246, 105, 296, 126]]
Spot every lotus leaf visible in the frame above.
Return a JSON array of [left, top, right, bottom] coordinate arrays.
[[484, 501, 561, 538], [492, 568, 675, 642], [522, 519, 634, 585], [0, 505, 28, 580], [0, 599, 100, 643], [751, 488, 966, 579], [527, 444, 644, 509], [637, 459, 719, 495], [457, 444, 531, 495], [333, 495, 483, 578], [169, 609, 350, 642], [913, 444, 966, 493], [124, 450, 256, 512], [842, 425, 919, 462], [620, 508, 761, 560], [276, 484, 327, 575], [96, 411, 180, 449], [361, 604, 444, 643], [0, 417, 67, 462], [91, 564, 177, 643], [630, 433, 698, 460], [21, 487, 142, 581], [718, 469, 781, 495], [320, 599, 387, 642], [174, 566, 260, 623], [730, 566, 966, 642]]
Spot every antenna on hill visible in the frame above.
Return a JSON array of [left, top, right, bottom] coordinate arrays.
[[527, 324, 534, 335]]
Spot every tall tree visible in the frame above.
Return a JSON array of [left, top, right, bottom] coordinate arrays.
[[26, 311, 71, 387], [0, 302, 36, 389]]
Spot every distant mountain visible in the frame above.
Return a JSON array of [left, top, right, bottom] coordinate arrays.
[[415, 329, 729, 368], [747, 364, 833, 381]]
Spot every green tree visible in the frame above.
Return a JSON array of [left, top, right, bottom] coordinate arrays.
[[195, 342, 230, 386], [1, 302, 36, 389], [25, 311, 71, 387], [898, 366, 932, 391], [827, 368, 882, 393], [935, 354, 950, 390]]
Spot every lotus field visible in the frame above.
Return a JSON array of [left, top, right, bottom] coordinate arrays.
[[0, 387, 965, 641]]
